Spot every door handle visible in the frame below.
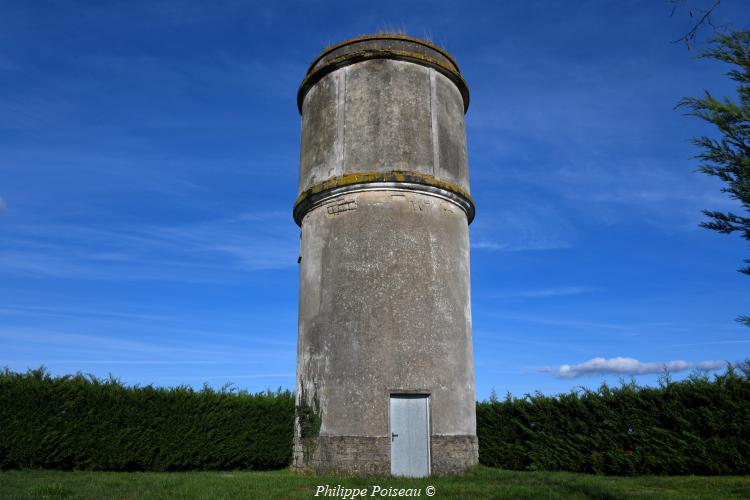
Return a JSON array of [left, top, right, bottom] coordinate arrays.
[[391, 432, 398, 442]]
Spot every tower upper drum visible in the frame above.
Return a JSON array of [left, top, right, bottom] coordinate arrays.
[[293, 34, 473, 226]]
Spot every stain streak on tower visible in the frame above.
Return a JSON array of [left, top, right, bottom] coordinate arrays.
[[293, 35, 477, 476]]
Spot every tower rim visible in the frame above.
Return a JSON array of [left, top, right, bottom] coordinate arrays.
[[305, 34, 462, 76], [297, 34, 470, 114]]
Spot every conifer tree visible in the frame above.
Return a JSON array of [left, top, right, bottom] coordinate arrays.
[[680, 30, 750, 325]]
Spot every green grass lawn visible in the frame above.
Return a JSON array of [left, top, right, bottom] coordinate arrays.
[[1, 466, 748, 499]]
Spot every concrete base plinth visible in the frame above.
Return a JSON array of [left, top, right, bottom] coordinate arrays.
[[293, 435, 390, 475], [292, 434, 478, 476], [430, 434, 479, 474]]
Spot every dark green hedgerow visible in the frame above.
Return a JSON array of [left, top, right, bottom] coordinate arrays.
[[0, 368, 294, 471], [476, 363, 750, 475], [3, 364, 750, 474]]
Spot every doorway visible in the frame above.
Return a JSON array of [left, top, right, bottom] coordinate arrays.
[[389, 394, 430, 477]]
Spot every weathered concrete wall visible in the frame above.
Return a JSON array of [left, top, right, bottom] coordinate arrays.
[[293, 35, 477, 475], [298, 61, 469, 194]]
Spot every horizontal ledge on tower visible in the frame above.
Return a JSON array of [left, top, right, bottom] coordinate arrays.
[[292, 171, 475, 226]]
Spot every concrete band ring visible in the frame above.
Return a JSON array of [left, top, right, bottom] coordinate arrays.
[[305, 34, 462, 76], [293, 174, 476, 226], [297, 49, 471, 114]]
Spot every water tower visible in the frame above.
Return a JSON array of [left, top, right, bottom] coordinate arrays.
[[292, 34, 477, 477]]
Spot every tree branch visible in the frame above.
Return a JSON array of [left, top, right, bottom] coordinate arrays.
[[670, 0, 722, 49]]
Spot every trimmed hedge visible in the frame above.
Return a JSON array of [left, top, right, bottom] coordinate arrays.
[[0, 368, 294, 471], [476, 364, 750, 475], [3, 365, 749, 474]]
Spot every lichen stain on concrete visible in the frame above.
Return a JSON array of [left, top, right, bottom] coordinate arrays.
[[296, 381, 322, 465]]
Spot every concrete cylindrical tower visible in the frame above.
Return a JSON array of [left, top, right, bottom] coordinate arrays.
[[293, 34, 477, 476]]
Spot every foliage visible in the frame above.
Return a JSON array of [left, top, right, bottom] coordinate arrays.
[[0, 367, 294, 471], [3, 467, 750, 500], [680, 30, 750, 325], [295, 383, 321, 465], [4, 365, 750, 475], [295, 384, 321, 441], [476, 363, 750, 475]]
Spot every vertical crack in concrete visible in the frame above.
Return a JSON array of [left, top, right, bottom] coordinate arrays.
[[334, 66, 347, 177], [429, 68, 440, 178]]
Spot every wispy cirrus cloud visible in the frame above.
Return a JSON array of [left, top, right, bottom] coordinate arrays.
[[0, 210, 298, 281], [162, 373, 295, 380], [474, 331, 597, 356], [0, 304, 296, 348], [542, 357, 727, 379], [511, 316, 633, 333], [488, 286, 595, 299], [471, 201, 576, 252], [466, 35, 742, 232], [673, 339, 750, 347], [0, 327, 292, 364]]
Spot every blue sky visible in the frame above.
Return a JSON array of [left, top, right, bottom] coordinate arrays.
[[1, 0, 749, 399]]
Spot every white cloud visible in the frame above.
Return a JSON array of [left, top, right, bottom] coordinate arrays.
[[548, 357, 727, 379], [696, 360, 727, 371]]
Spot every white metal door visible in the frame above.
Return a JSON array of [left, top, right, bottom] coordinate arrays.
[[390, 394, 430, 477]]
